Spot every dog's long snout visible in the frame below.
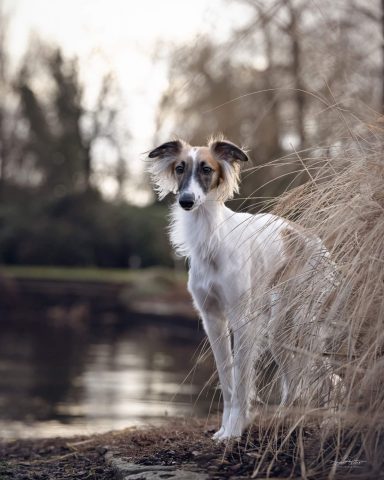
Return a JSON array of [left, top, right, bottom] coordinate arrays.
[[179, 192, 195, 210]]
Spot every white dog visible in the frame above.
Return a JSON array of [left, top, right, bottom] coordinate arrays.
[[149, 137, 335, 440]]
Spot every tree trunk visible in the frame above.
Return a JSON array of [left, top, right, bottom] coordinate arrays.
[[0, 112, 5, 200], [260, 5, 281, 148], [286, 1, 305, 147]]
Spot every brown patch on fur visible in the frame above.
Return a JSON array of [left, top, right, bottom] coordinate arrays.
[[270, 227, 308, 287], [193, 284, 223, 314], [286, 219, 307, 233], [172, 146, 224, 193], [196, 147, 221, 170], [204, 290, 222, 313], [281, 227, 307, 257], [195, 147, 223, 190], [209, 257, 219, 272]]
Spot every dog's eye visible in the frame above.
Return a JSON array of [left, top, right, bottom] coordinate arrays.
[[175, 165, 184, 174], [202, 166, 212, 174]]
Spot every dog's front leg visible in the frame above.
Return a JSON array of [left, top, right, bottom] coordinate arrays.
[[220, 322, 254, 440], [201, 314, 233, 440]]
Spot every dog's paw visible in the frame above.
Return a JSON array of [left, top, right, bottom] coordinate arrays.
[[213, 413, 247, 441], [212, 427, 225, 441], [212, 425, 241, 442], [215, 432, 241, 441], [212, 428, 239, 442], [212, 426, 242, 441]]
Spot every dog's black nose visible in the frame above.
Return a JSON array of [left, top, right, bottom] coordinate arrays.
[[179, 193, 195, 210]]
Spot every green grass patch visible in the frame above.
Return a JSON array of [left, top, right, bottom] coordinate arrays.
[[0, 265, 187, 286]]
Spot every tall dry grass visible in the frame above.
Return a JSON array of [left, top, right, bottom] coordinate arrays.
[[243, 128, 384, 478], [177, 124, 384, 478]]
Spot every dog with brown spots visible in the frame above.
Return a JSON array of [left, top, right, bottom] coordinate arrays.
[[149, 137, 337, 440]]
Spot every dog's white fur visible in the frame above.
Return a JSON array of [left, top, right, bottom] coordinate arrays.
[[149, 138, 335, 440]]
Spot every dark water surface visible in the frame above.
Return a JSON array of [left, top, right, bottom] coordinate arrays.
[[0, 313, 217, 439]]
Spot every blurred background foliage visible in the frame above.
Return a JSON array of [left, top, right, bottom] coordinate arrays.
[[0, 0, 383, 268]]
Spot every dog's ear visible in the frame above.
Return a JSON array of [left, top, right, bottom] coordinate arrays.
[[148, 140, 184, 200], [208, 139, 247, 201], [148, 140, 182, 159], [210, 140, 249, 163]]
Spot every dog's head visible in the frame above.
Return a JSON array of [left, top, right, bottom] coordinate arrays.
[[148, 137, 248, 210]]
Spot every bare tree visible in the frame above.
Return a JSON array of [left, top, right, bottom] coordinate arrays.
[[0, 3, 9, 196], [14, 44, 130, 198], [284, 0, 305, 146]]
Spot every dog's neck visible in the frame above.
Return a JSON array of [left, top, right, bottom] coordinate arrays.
[[170, 199, 231, 259]]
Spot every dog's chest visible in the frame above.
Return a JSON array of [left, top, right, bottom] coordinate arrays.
[[188, 248, 250, 315]]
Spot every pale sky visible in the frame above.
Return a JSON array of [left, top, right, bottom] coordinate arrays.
[[3, 0, 249, 202]]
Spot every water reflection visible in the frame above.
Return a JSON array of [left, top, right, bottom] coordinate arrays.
[[0, 314, 217, 439]]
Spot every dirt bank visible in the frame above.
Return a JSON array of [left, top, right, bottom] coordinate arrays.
[[0, 417, 375, 480]]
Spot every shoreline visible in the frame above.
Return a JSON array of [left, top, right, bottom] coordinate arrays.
[[0, 266, 196, 321], [0, 417, 372, 480]]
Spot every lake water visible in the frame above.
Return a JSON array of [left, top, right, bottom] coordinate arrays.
[[0, 312, 218, 439]]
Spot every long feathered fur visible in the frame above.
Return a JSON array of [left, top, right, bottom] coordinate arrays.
[[149, 137, 338, 441]]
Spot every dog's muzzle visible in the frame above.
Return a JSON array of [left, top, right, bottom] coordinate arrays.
[[179, 192, 195, 210]]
